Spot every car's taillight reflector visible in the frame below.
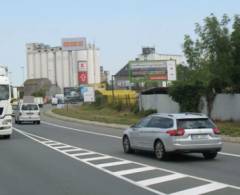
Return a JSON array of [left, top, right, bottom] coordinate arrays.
[[167, 128, 185, 136], [213, 127, 220, 134]]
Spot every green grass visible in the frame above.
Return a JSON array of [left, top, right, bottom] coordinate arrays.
[[52, 104, 240, 137], [216, 121, 240, 137], [53, 104, 141, 125]]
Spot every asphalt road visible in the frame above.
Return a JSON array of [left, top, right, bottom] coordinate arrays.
[[1, 114, 240, 195]]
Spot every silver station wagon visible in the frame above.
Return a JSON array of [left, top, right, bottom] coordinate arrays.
[[122, 113, 222, 160]]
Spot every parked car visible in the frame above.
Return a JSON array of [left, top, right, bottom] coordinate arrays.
[[51, 97, 58, 105], [15, 103, 41, 124], [122, 113, 222, 160]]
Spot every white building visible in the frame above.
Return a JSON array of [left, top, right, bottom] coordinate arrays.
[[136, 47, 185, 65], [26, 37, 101, 91]]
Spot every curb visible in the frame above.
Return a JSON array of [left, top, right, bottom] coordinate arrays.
[[44, 110, 240, 144], [44, 110, 129, 130]]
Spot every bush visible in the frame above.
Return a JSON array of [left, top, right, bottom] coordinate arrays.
[[169, 80, 205, 112]]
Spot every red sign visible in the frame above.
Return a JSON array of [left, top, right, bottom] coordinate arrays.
[[149, 75, 168, 81], [78, 72, 88, 84]]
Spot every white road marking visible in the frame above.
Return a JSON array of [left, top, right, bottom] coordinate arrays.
[[219, 152, 240, 158], [54, 145, 73, 149], [62, 148, 83, 153], [42, 120, 240, 159], [82, 156, 112, 162], [96, 160, 130, 168], [42, 141, 56, 144], [71, 151, 95, 157], [137, 173, 186, 187], [13, 127, 240, 195], [114, 167, 156, 176], [47, 143, 64, 147], [170, 182, 227, 195]]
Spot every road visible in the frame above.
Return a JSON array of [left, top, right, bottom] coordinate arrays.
[[1, 114, 240, 195]]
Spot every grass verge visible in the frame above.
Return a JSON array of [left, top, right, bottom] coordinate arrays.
[[52, 104, 240, 137]]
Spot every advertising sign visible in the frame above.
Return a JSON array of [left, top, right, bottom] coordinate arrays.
[[64, 87, 83, 103], [78, 61, 88, 71], [83, 87, 95, 102], [62, 37, 87, 51], [78, 72, 88, 84], [130, 60, 176, 81]]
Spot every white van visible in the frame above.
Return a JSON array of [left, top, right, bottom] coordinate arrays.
[[15, 103, 41, 124]]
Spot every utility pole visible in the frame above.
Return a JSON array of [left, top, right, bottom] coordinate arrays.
[[111, 75, 115, 103]]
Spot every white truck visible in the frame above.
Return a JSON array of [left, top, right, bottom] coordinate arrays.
[[0, 65, 12, 139]]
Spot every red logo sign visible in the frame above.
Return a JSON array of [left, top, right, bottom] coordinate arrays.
[[149, 75, 168, 81], [78, 72, 88, 84]]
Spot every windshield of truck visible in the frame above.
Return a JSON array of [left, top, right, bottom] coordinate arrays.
[[0, 85, 9, 100]]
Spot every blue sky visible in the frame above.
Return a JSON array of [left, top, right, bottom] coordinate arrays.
[[0, 0, 240, 85]]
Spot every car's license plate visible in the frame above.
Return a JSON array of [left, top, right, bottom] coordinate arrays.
[[27, 113, 33, 115], [192, 134, 208, 140]]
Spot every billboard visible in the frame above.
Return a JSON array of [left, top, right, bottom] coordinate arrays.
[[78, 72, 88, 84], [62, 37, 87, 51], [63, 87, 83, 103], [130, 61, 173, 81], [82, 87, 95, 102]]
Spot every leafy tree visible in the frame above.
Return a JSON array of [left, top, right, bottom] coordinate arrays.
[[231, 15, 240, 92], [170, 14, 233, 116]]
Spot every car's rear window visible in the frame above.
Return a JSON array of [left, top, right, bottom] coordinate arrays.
[[177, 118, 215, 129], [21, 104, 39, 111]]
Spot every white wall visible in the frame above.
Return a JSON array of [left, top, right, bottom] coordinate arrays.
[[140, 94, 240, 121]]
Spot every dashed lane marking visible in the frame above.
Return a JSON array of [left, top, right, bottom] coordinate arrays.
[[14, 127, 240, 195]]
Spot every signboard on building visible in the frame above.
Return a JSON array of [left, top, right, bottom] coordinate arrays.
[[78, 61, 88, 71], [130, 60, 175, 81], [83, 87, 95, 102], [78, 72, 88, 84], [62, 37, 87, 51]]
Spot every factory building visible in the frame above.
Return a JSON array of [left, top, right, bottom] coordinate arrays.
[[26, 37, 101, 92]]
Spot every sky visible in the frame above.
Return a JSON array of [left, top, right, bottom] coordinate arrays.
[[0, 0, 240, 85]]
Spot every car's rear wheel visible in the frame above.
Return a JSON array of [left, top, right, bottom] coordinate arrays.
[[203, 152, 218, 160], [3, 135, 11, 139], [37, 121, 40, 125], [154, 140, 167, 160], [123, 136, 133, 153]]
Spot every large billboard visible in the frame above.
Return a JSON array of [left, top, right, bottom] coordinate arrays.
[[63, 87, 83, 103], [62, 37, 87, 51], [130, 60, 176, 81]]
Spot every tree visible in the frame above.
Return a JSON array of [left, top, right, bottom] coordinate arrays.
[[170, 14, 233, 116], [231, 15, 240, 92]]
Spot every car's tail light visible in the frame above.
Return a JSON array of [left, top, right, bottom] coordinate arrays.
[[167, 128, 185, 136], [213, 127, 220, 134]]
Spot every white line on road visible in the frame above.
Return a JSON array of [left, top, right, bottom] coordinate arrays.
[[137, 173, 186, 187], [62, 148, 83, 153], [169, 182, 227, 195], [82, 156, 112, 162], [114, 167, 156, 176], [96, 160, 130, 168], [71, 152, 95, 157], [42, 121, 240, 158]]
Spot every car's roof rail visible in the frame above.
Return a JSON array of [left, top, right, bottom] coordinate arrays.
[[184, 112, 205, 116]]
